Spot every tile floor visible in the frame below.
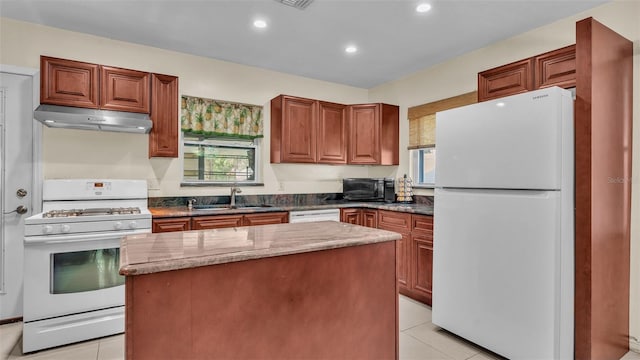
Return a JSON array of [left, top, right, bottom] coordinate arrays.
[[1, 296, 640, 360]]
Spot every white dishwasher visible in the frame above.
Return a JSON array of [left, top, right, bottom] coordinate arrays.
[[289, 209, 340, 223]]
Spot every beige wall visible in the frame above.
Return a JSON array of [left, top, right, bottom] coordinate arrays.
[[0, 17, 397, 198], [369, 0, 640, 351]]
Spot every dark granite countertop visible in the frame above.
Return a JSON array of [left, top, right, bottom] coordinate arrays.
[[150, 201, 433, 218]]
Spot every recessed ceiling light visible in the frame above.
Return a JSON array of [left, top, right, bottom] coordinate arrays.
[[416, 3, 432, 13], [496, 102, 506, 107], [253, 19, 267, 29], [44, 120, 55, 123], [345, 45, 358, 54]]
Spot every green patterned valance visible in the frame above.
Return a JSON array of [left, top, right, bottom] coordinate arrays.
[[181, 95, 263, 139]]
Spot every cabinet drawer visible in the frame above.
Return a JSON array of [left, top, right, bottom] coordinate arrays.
[[243, 212, 289, 226], [412, 215, 433, 235], [152, 217, 191, 233], [192, 215, 243, 230], [377, 210, 411, 233]]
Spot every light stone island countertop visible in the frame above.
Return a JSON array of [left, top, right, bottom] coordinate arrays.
[[119, 221, 402, 276]]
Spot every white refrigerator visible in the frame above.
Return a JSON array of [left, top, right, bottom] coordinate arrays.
[[432, 87, 574, 359]]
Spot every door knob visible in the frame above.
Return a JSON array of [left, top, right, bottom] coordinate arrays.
[[4, 205, 28, 215], [16, 189, 28, 198]]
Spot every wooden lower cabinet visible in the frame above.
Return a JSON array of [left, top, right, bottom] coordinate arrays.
[[340, 208, 361, 225], [377, 210, 411, 295], [243, 212, 289, 226], [410, 233, 433, 304], [192, 215, 243, 230], [152, 217, 191, 233], [377, 210, 434, 305], [153, 212, 289, 233], [340, 208, 377, 228], [362, 209, 378, 228]]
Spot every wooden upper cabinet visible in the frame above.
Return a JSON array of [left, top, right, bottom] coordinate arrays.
[[100, 66, 150, 113], [347, 103, 399, 165], [348, 104, 379, 164], [478, 58, 534, 102], [41, 56, 100, 108], [149, 74, 179, 158], [534, 44, 576, 90], [317, 101, 347, 164], [271, 95, 317, 163], [478, 45, 577, 102]]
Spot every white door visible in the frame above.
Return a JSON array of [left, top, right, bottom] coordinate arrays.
[[0, 72, 34, 320], [435, 86, 572, 190]]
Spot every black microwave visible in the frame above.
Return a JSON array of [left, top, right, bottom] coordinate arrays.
[[343, 178, 395, 203]]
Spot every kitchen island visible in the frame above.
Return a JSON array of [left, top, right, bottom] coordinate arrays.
[[120, 221, 401, 360]]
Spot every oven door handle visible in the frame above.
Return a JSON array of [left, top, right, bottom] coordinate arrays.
[[24, 229, 148, 245]]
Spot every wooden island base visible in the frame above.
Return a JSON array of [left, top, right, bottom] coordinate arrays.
[[125, 241, 398, 360]]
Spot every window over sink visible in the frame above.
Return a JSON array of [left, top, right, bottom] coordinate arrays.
[[182, 135, 261, 185]]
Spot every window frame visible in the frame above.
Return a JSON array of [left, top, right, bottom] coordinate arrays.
[[180, 134, 263, 187], [409, 147, 436, 189]]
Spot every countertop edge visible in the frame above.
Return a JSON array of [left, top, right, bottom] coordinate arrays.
[[120, 226, 402, 276]]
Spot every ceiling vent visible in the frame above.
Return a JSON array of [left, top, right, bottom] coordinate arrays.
[[275, 0, 313, 10]]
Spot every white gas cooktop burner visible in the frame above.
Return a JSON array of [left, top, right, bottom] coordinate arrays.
[[43, 207, 142, 218]]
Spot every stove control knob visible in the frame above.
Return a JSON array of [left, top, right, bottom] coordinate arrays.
[[61, 225, 71, 233], [129, 221, 137, 229], [114, 222, 123, 230], [43, 225, 53, 234]]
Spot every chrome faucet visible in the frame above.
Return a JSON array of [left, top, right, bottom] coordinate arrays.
[[187, 198, 197, 210], [230, 185, 242, 208]]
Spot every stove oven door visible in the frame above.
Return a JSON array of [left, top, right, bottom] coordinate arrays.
[[23, 229, 146, 322]]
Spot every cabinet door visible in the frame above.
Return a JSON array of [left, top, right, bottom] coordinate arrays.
[[317, 101, 347, 164], [152, 217, 191, 233], [534, 44, 576, 90], [40, 56, 99, 108], [243, 212, 289, 226], [478, 58, 534, 102], [281, 96, 317, 163], [377, 210, 411, 294], [100, 66, 150, 113], [192, 215, 243, 230], [397, 233, 411, 294], [340, 208, 362, 225], [149, 74, 179, 158], [348, 104, 380, 164], [379, 104, 399, 165], [410, 233, 433, 305], [362, 209, 378, 228]]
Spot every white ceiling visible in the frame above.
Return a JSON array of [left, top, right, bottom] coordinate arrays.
[[0, 0, 606, 88]]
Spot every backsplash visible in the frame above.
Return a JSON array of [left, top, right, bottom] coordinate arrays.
[[149, 194, 434, 208]]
